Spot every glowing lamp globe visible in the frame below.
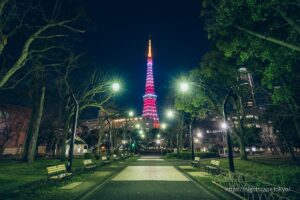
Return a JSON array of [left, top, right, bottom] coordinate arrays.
[[179, 82, 189, 92], [112, 82, 120, 92]]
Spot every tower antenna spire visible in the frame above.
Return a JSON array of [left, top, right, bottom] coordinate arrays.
[[148, 35, 152, 58]]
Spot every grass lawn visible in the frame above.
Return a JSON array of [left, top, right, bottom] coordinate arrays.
[[200, 156, 300, 192], [2, 163, 126, 200], [0, 157, 112, 193]]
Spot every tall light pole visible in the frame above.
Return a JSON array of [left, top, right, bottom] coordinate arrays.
[[124, 110, 134, 152], [165, 109, 180, 157], [178, 81, 235, 172], [67, 81, 120, 172]]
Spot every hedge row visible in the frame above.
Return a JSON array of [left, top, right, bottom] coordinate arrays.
[[165, 152, 219, 159]]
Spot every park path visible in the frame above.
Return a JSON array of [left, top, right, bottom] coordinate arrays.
[[81, 156, 218, 200]]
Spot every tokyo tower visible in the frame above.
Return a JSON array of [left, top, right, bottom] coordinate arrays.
[[142, 37, 160, 128]]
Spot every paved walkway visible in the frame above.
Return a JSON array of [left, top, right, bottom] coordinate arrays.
[[82, 156, 218, 200]]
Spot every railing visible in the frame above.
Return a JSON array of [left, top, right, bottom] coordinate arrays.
[[212, 172, 295, 200]]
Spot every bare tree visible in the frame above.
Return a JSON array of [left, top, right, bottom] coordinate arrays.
[[0, 0, 85, 89]]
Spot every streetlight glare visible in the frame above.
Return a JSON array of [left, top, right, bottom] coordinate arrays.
[[166, 109, 174, 119], [141, 134, 145, 139], [139, 130, 144, 135], [179, 82, 189, 92], [112, 82, 120, 92], [157, 134, 161, 138], [128, 110, 134, 117], [197, 131, 203, 138], [135, 124, 141, 129], [221, 122, 228, 129], [161, 123, 167, 130]]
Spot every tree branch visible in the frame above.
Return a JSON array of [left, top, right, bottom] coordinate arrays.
[[234, 25, 300, 52]]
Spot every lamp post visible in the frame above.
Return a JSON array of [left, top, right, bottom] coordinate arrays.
[[124, 110, 134, 152], [165, 109, 180, 157], [67, 81, 120, 172], [67, 90, 79, 172], [178, 81, 235, 172]]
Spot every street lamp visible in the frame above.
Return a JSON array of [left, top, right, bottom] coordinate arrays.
[[67, 81, 120, 172], [161, 123, 167, 130], [165, 109, 180, 157], [178, 81, 235, 172], [135, 124, 141, 129], [128, 110, 134, 117], [112, 82, 120, 92], [179, 82, 189, 92], [166, 109, 175, 118], [221, 122, 228, 129], [197, 131, 203, 138]]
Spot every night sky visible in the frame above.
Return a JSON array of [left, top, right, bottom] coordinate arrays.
[[79, 0, 209, 118]]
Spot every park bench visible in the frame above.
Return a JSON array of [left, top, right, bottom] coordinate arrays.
[[113, 154, 120, 160], [120, 154, 125, 159], [205, 160, 221, 175], [101, 156, 111, 164], [191, 156, 201, 167], [46, 164, 72, 183], [83, 159, 96, 170]]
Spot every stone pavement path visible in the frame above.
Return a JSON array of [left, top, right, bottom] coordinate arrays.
[[81, 156, 219, 200]]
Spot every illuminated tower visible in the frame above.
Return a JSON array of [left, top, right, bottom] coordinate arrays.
[[142, 37, 160, 128]]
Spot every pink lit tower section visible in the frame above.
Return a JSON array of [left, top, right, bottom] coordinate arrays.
[[142, 37, 160, 128]]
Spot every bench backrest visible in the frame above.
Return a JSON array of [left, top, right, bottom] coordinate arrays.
[[47, 164, 66, 175], [101, 156, 107, 161], [194, 157, 200, 162], [83, 159, 93, 166], [210, 160, 220, 167]]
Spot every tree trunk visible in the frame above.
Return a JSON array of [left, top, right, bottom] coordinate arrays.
[[291, 114, 300, 140], [22, 85, 46, 163], [60, 116, 70, 161], [238, 135, 247, 160]]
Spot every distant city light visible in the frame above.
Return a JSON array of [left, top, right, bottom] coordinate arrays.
[[197, 131, 203, 138], [135, 124, 141, 129], [161, 123, 167, 130], [221, 122, 228, 129]]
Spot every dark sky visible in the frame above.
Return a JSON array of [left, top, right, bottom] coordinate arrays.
[[79, 0, 209, 117]]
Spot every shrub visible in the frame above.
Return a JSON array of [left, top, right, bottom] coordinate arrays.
[[94, 154, 100, 160], [165, 152, 219, 159], [83, 153, 93, 159], [198, 152, 219, 158]]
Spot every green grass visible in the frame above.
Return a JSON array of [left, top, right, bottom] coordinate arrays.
[[200, 156, 300, 192], [0, 157, 138, 200], [0, 157, 113, 193]]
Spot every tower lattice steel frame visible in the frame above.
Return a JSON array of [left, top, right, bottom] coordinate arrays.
[[142, 37, 159, 128]]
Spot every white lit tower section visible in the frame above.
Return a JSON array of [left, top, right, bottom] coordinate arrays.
[[142, 37, 160, 128]]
